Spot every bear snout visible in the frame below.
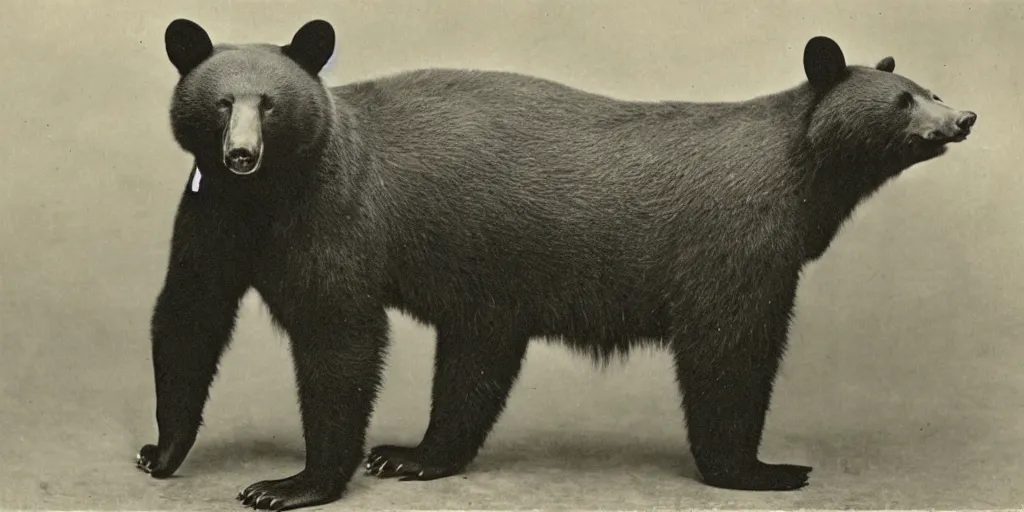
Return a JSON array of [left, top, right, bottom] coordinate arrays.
[[956, 111, 978, 133], [922, 111, 976, 144]]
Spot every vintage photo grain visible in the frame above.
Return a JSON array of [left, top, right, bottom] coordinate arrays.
[[0, 1, 1018, 511]]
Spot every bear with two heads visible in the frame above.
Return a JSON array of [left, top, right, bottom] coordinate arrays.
[[137, 19, 975, 511]]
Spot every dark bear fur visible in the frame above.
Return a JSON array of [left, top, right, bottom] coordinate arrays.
[[137, 19, 977, 511]]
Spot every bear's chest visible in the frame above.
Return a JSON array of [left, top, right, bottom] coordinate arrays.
[[249, 203, 384, 300]]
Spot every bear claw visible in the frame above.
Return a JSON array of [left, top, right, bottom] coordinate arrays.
[[135, 447, 157, 474], [364, 445, 462, 481], [237, 471, 342, 511]]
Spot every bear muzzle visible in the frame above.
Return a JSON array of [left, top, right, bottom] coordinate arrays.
[[922, 111, 977, 144], [221, 97, 265, 176]]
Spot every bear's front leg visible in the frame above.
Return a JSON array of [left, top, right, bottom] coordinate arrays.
[[670, 273, 811, 491], [136, 237, 252, 479], [237, 295, 390, 511]]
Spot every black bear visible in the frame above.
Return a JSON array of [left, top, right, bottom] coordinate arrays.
[[137, 18, 977, 511]]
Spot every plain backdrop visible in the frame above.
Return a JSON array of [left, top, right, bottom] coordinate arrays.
[[1, 0, 1022, 510]]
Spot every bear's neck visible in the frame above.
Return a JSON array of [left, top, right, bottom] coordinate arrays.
[[800, 140, 905, 263]]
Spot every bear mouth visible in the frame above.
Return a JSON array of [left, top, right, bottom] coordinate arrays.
[[913, 132, 969, 146], [937, 133, 969, 144], [909, 131, 968, 159]]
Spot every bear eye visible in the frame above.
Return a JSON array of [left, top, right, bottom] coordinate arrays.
[[932, 94, 943, 102], [216, 98, 232, 111], [261, 95, 275, 112], [897, 91, 914, 109]]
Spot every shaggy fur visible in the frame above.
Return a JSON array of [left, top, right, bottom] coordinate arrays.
[[136, 19, 977, 511]]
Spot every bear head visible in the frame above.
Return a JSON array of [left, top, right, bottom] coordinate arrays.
[[163, 19, 337, 176], [801, 36, 976, 179]]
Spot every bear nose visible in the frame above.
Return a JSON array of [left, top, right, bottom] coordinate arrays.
[[957, 111, 977, 131], [226, 148, 255, 167]]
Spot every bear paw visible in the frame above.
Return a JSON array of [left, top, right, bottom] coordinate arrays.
[[364, 445, 462, 481], [700, 462, 812, 491], [135, 444, 179, 479], [236, 471, 344, 511]]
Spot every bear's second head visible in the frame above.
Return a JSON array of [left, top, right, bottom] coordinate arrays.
[[164, 19, 337, 177], [801, 36, 977, 179]]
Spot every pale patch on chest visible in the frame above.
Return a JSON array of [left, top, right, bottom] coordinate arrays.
[[189, 164, 203, 193]]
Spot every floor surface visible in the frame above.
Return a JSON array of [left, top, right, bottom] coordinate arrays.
[[2, 1, 1023, 510]]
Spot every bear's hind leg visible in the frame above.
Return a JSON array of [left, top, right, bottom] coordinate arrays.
[[366, 311, 529, 481], [237, 303, 390, 511], [671, 280, 811, 491]]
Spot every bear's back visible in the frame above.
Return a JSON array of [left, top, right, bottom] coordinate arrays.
[[336, 68, 806, 193], [336, 69, 700, 241], [335, 68, 649, 160], [336, 68, 806, 240]]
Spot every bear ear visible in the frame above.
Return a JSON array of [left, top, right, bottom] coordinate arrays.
[[875, 56, 896, 73], [803, 36, 847, 88], [283, 19, 336, 76], [165, 18, 213, 76]]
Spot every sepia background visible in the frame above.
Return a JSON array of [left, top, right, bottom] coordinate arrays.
[[1, 0, 1022, 510]]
